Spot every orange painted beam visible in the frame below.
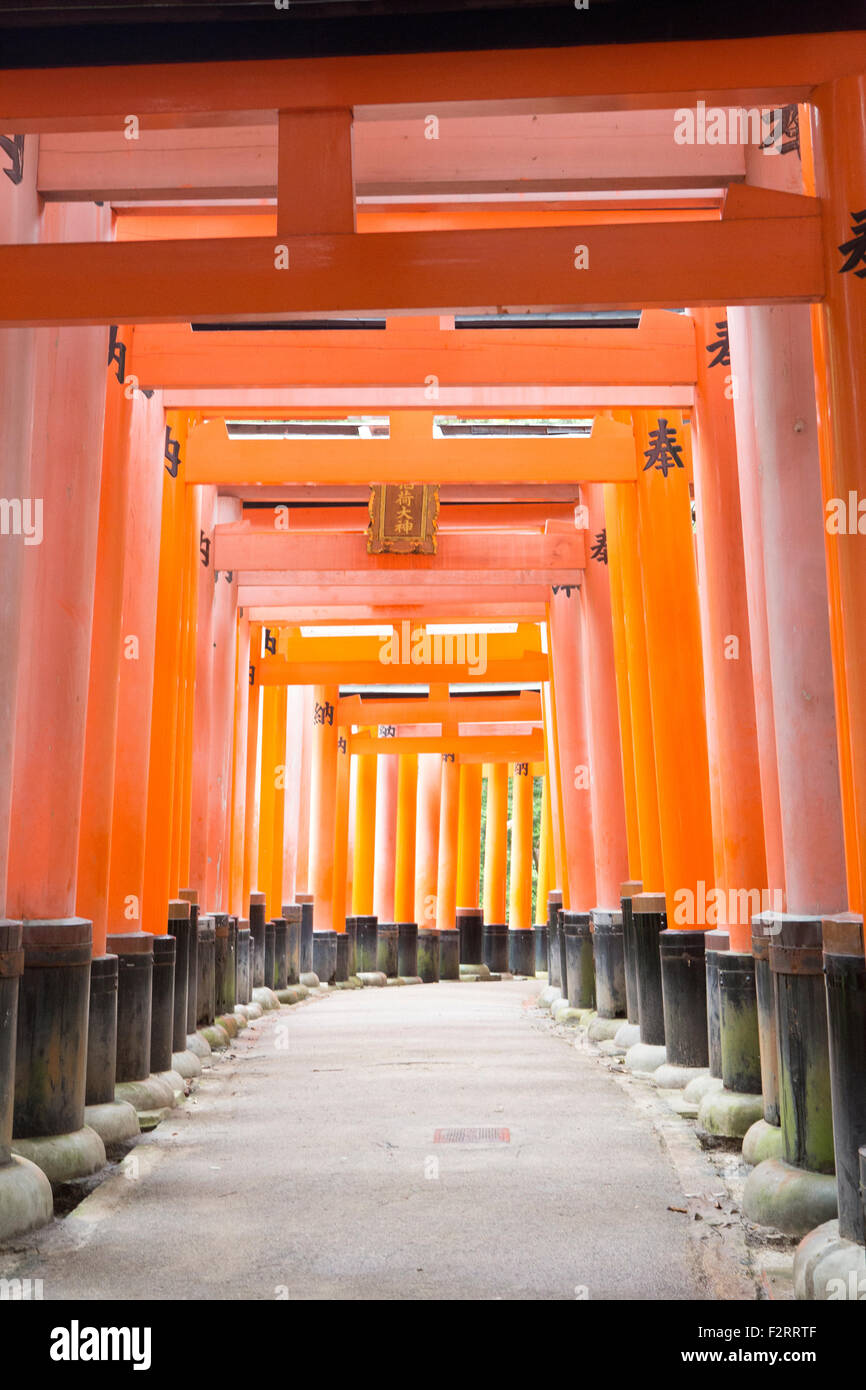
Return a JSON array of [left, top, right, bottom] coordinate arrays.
[[130, 312, 696, 390], [256, 659, 548, 687], [246, 601, 549, 624], [265, 504, 579, 534], [350, 732, 545, 761], [218, 528, 585, 579], [192, 414, 632, 487], [337, 692, 542, 725], [0, 201, 822, 327], [5, 33, 864, 132]]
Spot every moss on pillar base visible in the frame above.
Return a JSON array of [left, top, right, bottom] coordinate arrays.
[[742, 1118, 785, 1166], [11, 1125, 106, 1186], [742, 1157, 838, 1238], [698, 1087, 764, 1139]]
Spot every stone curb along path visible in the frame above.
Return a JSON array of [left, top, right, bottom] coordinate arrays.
[[528, 987, 764, 1302]]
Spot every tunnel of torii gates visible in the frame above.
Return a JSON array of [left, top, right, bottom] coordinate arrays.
[[0, 28, 865, 1296]]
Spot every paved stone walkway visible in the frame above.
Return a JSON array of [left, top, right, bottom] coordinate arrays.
[[4, 981, 715, 1301]]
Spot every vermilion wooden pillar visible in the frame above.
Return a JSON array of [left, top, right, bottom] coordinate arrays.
[[176, 484, 202, 893], [268, 631, 288, 919], [509, 762, 534, 928], [535, 775, 553, 924], [280, 685, 305, 905], [810, 73, 866, 913], [0, 136, 39, 918], [414, 753, 441, 929], [295, 687, 314, 894], [604, 482, 664, 892], [7, 203, 110, 925], [308, 684, 340, 931], [724, 313, 786, 902], [548, 588, 597, 911], [242, 624, 262, 905], [541, 681, 566, 900], [228, 611, 250, 917], [688, 308, 768, 949], [602, 487, 641, 881], [352, 739, 377, 916], [436, 754, 460, 932], [332, 729, 351, 934], [582, 484, 630, 908], [76, 332, 138, 953], [632, 410, 715, 923], [393, 753, 418, 923], [257, 665, 281, 920], [188, 484, 217, 898], [104, 360, 166, 937], [456, 762, 482, 909], [728, 305, 847, 916], [372, 728, 398, 922], [142, 410, 190, 934], [482, 762, 508, 923], [203, 496, 241, 913]]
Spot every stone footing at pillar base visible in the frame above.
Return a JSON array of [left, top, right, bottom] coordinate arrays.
[[216, 1012, 240, 1037], [276, 985, 310, 1004], [115, 1076, 176, 1118], [654, 1063, 710, 1091], [172, 1050, 202, 1080], [538, 985, 562, 1010], [199, 1023, 231, 1049], [235, 1003, 262, 1020], [742, 1118, 785, 1167], [624, 1043, 667, 1074], [684, 1073, 723, 1105], [742, 1158, 838, 1238], [333, 977, 362, 990], [298, 973, 320, 991], [697, 1087, 764, 1141], [156, 1070, 186, 1105], [459, 962, 489, 978], [252, 987, 281, 1009], [357, 971, 387, 987], [0, 1155, 54, 1240], [614, 1022, 641, 1049], [588, 1016, 625, 1042], [187, 1032, 213, 1059], [793, 1219, 866, 1300], [398, 976, 423, 986], [83, 1101, 140, 1150], [598, 1038, 627, 1057], [11, 1126, 106, 1186]]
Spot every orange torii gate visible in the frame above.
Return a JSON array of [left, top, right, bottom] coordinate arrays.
[[1, 25, 865, 1275]]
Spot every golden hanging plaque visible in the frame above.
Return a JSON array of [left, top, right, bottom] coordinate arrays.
[[367, 483, 439, 555]]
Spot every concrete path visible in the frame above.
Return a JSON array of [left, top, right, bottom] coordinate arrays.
[[6, 981, 713, 1301]]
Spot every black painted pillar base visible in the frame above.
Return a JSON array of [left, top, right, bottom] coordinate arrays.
[[150, 935, 177, 1076], [376, 923, 399, 978], [107, 931, 155, 1085], [704, 928, 731, 1080], [822, 914, 866, 1245], [281, 904, 302, 984], [751, 913, 781, 1126], [273, 917, 288, 991], [562, 911, 595, 1010], [620, 880, 643, 1026], [178, 890, 199, 1036], [534, 922, 548, 975], [483, 922, 508, 973], [591, 909, 626, 1019], [659, 929, 709, 1069], [236, 922, 251, 1005], [213, 914, 235, 1016], [296, 894, 315, 974], [397, 922, 418, 977], [249, 893, 267, 989], [547, 890, 563, 987], [168, 900, 191, 1054], [0, 919, 54, 1235], [417, 927, 440, 983], [335, 932, 349, 982], [313, 930, 337, 985], [439, 928, 460, 980], [509, 928, 536, 977], [631, 894, 666, 1047], [85, 955, 119, 1107], [195, 916, 216, 1029], [355, 915, 378, 973], [456, 907, 483, 966]]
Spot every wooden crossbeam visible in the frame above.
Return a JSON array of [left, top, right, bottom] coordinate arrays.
[[3, 33, 863, 131], [346, 730, 545, 762], [0, 191, 821, 326], [337, 691, 543, 723], [252, 658, 549, 686]]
